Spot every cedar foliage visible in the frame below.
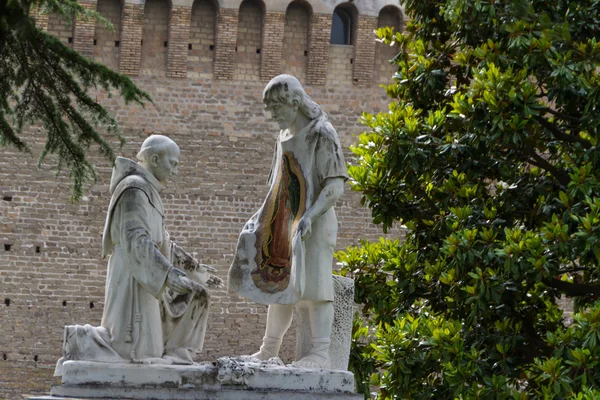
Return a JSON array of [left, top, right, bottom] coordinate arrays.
[[337, 0, 600, 398], [0, 0, 150, 199]]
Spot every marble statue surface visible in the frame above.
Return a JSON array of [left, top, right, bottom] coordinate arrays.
[[39, 358, 361, 400], [228, 74, 350, 370], [54, 135, 222, 376]]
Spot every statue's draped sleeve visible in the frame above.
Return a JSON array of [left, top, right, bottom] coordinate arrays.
[[316, 122, 349, 185], [117, 188, 172, 299]]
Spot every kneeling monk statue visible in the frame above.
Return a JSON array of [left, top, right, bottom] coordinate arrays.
[[55, 135, 221, 374]]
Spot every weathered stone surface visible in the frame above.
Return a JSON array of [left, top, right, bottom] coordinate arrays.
[[58, 360, 219, 387], [30, 359, 361, 399], [34, 388, 362, 400]]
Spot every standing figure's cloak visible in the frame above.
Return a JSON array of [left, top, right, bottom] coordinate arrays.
[[228, 114, 348, 305]]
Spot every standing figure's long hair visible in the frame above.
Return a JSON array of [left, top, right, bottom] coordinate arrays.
[[262, 74, 324, 120]]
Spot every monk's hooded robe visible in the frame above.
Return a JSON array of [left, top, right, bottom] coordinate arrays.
[[101, 157, 210, 363], [54, 157, 210, 376]]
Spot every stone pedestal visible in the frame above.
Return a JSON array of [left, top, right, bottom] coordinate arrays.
[[30, 358, 362, 400]]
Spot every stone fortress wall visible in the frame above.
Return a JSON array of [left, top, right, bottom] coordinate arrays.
[[0, 0, 407, 397]]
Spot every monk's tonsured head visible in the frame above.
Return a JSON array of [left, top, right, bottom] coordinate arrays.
[[137, 135, 180, 185]]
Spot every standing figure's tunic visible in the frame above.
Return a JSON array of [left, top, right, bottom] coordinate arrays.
[[229, 114, 348, 304]]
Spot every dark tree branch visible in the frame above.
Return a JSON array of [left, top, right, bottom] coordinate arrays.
[[526, 151, 570, 186], [534, 116, 592, 149], [558, 267, 589, 274], [543, 107, 581, 122], [543, 278, 600, 297], [520, 315, 553, 360]]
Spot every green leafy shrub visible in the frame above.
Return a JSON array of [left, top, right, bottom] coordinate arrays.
[[339, 0, 600, 398]]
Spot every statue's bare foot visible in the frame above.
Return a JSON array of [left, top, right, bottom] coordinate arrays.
[[292, 353, 330, 369]]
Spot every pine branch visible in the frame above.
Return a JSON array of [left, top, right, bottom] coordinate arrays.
[[0, 110, 29, 151], [1, 6, 151, 199]]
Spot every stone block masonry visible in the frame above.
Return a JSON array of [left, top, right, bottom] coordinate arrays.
[[260, 11, 285, 82], [306, 13, 331, 86], [168, 6, 193, 78], [214, 8, 238, 81], [119, 3, 144, 75]]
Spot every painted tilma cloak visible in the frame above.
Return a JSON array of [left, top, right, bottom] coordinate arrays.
[[228, 114, 348, 305]]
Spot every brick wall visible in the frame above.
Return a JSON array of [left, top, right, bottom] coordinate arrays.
[[352, 14, 377, 86], [188, 0, 217, 79], [73, 1, 97, 58], [259, 11, 285, 81], [93, 0, 121, 70], [167, 6, 192, 78], [281, 1, 310, 83], [30, 4, 49, 31], [327, 44, 353, 86], [306, 13, 331, 85], [47, 12, 73, 46], [119, 3, 144, 75], [234, 0, 263, 81], [140, 0, 170, 76], [213, 8, 238, 80], [374, 6, 403, 85]]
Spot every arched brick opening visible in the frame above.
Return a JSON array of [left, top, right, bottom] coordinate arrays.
[[47, 13, 74, 47], [374, 5, 402, 84], [94, 0, 122, 70], [327, 2, 357, 86], [188, 0, 217, 78], [140, 0, 170, 76], [281, 0, 311, 83], [234, 0, 265, 81]]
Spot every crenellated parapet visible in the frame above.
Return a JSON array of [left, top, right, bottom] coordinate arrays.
[[37, 0, 405, 85]]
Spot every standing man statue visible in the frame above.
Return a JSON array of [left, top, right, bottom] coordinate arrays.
[[228, 75, 348, 369], [55, 135, 220, 374]]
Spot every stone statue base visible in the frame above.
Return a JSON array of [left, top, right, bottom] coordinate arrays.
[[30, 357, 361, 400]]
